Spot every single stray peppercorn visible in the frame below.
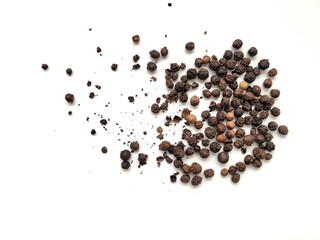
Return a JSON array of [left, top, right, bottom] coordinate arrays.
[[258, 59, 270, 70], [41, 63, 48, 70], [185, 42, 195, 51], [204, 168, 214, 178], [232, 39, 243, 49], [278, 125, 289, 135], [101, 146, 108, 154], [66, 68, 73, 75], [65, 93, 74, 103], [111, 63, 118, 71], [149, 50, 160, 59], [221, 168, 228, 176], [132, 35, 140, 43], [248, 47, 258, 57]]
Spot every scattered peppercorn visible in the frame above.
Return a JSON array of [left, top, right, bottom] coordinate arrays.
[[147, 62, 157, 71], [258, 59, 270, 70], [161, 47, 168, 57], [231, 173, 240, 183], [218, 152, 229, 164], [121, 161, 131, 170], [248, 47, 258, 57], [180, 174, 190, 183], [191, 176, 202, 186], [132, 35, 140, 43], [232, 39, 243, 49], [204, 168, 214, 178], [190, 162, 202, 174], [268, 68, 278, 77], [278, 125, 289, 135], [120, 149, 131, 161], [185, 42, 195, 51], [66, 68, 73, 75], [221, 168, 228, 176], [130, 141, 140, 151], [149, 50, 160, 59], [263, 78, 273, 88], [91, 129, 96, 135], [41, 64, 48, 70], [111, 63, 118, 71], [65, 93, 74, 103], [101, 146, 108, 154]]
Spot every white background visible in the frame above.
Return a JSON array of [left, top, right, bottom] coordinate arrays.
[[1, 0, 320, 239]]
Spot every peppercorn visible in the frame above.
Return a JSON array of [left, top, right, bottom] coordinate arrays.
[[191, 176, 202, 186], [151, 103, 160, 113], [138, 153, 148, 166], [215, 123, 226, 134], [191, 162, 202, 174], [185, 114, 197, 124], [248, 47, 258, 57], [66, 68, 72, 75], [194, 58, 203, 68], [204, 168, 214, 178], [235, 117, 245, 127], [203, 55, 211, 64], [220, 168, 228, 176], [187, 68, 197, 79], [234, 107, 244, 118], [252, 85, 262, 96], [257, 125, 268, 135], [173, 147, 185, 159], [225, 130, 235, 139], [204, 82, 212, 90], [235, 128, 245, 138], [232, 39, 243, 49], [258, 59, 270, 70], [120, 149, 131, 161], [268, 68, 278, 77], [259, 110, 269, 119], [211, 89, 221, 98], [252, 116, 262, 126], [216, 111, 226, 122], [270, 107, 281, 117], [234, 139, 244, 148], [218, 151, 229, 164], [149, 50, 160, 59], [65, 93, 74, 103], [197, 68, 209, 80], [226, 121, 235, 129], [228, 165, 237, 175], [160, 101, 169, 110], [180, 174, 190, 183], [201, 139, 209, 147], [201, 110, 211, 119], [41, 63, 48, 70], [252, 159, 262, 168], [243, 134, 255, 146], [194, 120, 204, 129], [187, 136, 198, 147], [253, 147, 266, 160], [241, 57, 251, 66], [278, 125, 289, 135], [244, 72, 256, 83], [173, 159, 184, 168], [185, 42, 195, 51], [132, 35, 140, 43], [223, 50, 233, 59], [270, 89, 280, 98], [231, 173, 240, 183], [159, 140, 171, 151], [110, 63, 118, 71], [244, 155, 254, 165], [147, 62, 157, 71], [130, 141, 140, 151], [160, 47, 168, 57], [185, 147, 195, 156], [263, 78, 273, 88], [133, 54, 140, 62], [190, 96, 200, 106], [265, 153, 273, 160], [170, 174, 177, 183], [234, 50, 244, 61], [101, 146, 108, 154], [121, 160, 131, 169], [254, 133, 265, 144], [89, 92, 95, 99], [223, 143, 233, 152]]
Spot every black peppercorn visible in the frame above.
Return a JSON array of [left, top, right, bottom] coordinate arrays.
[[186, 68, 198, 79], [263, 78, 273, 88], [149, 50, 160, 59], [209, 141, 221, 153], [185, 42, 195, 51], [244, 72, 256, 83], [248, 47, 258, 57], [231, 173, 240, 183], [191, 176, 202, 186], [218, 151, 229, 164], [253, 147, 266, 160], [180, 174, 190, 183], [161, 47, 168, 57], [101, 146, 108, 154], [233, 50, 244, 61], [268, 68, 278, 77], [120, 149, 131, 161], [271, 107, 281, 117], [235, 162, 246, 172], [66, 68, 73, 75], [252, 159, 262, 168], [132, 35, 140, 43], [223, 50, 233, 59], [204, 168, 215, 178], [121, 160, 131, 170], [258, 59, 270, 70], [191, 162, 202, 174], [65, 93, 74, 103], [197, 68, 209, 80], [232, 39, 243, 49], [41, 63, 48, 70], [244, 155, 254, 165], [221, 168, 229, 176], [270, 89, 280, 98], [147, 62, 157, 71]]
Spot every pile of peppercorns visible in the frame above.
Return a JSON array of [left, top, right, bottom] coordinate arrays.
[[44, 34, 288, 186], [148, 38, 288, 185]]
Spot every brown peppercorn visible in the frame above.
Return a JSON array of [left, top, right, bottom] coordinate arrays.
[[41, 63, 48, 70], [101, 146, 108, 154], [226, 130, 235, 139], [231, 173, 240, 183], [221, 168, 228, 176], [160, 47, 168, 57], [147, 62, 157, 71], [159, 140, 171, 151], [263, 78, 273, 88], [132, 35, 140, 43], [218, 151, 229, 164], [203, 55, 211, 64], [138, 153, 148, 166], [202, 89, 212, 98], [225, 112, 234, 121], [120, 149, 131, 161], [244, 155, 254, 165], [173, 159, 184, 168], [199, 148, 210, 158], [234, 139, 244, 148], [201, 139, 210, 147], [111, 63, 118, 71], [239, 81, 249, 90], [226, 121, 235, 129], [271, 107, 281, 117], [248, 47, 258, 57], [234, 50, 244, 61], [243, 134, 255, 146], [270, 89, 280, 98], [151, 103, 160, 113], [253, 147, 266, 160], [173, 147, 185, 159], [216, 123, 226, 134], [181, 164, 191, 174], [254, 133, 265, 144], [180, 174, 191, 183], [265, 153, 273, 160], [185, 114, 197, 124], [278, 125, 289, 135], [268, 68, 278, 77], [228, 165, 237, 175], [65, 93, 74, 103], [216, 134, 226, 143], [252, 159, 262, 168], [235, 128, 245, 138], [149, 50, 160, 59], [194, 58, 204, 68], [194, 120, 204, 129], [130, 141, 140, 151], [223, 143, 233, 152], [235, 162, 246, 172], [185, 147, 195, 156], [191, 176, 202, 186], [185, 42, 195, 51], [241, 57, 251, 66], [133, 54, 140, 62], [204, 127, 216, 139], [191, 162, 202, 175], [201, 110, 211, 119], [190, 96, 200, 106], [204, 168, 215, 178]]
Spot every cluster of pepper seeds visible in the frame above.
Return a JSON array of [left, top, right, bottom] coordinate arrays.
[[43, 34, 288, 186], [149, 39, 288, 185]]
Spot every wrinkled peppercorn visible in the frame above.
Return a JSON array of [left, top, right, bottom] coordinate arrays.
[[180, 174, 190, 183], [173, 159, 184, 168], [228, 165, 237, 175], [120, 149, 131, 161], [232, 39, 243, 49], [253, 147, 266, 160], [197, 68, 209, 80], [258, 59, 270, 70], [138, 153, 148, 166], [111, 63, 118, 71], [268, 68, 278, 77], [161, 47, 168, 57], [185, 42, 195, 51], [149, 50, 160, 59], [173, 147, 185, 159], [147, 62, 157, 71], [130, 141, 140, 151], [199, 148, 210, 158], [66, 68, 72, 75], [271, 107, 281, 117], [270, 89, 280, 98], [235, 162, 246, 172], [41, 64, 48, 70], [132, 35, 140, 43], [204, 168, 215, 178], [187, 68, 197, 79], [252, 159, 262, 168], [278, 125, 289, 135], [191, 176, 202, 186], [159, 140, 171, 151], [231, 173, 240, 183], [191, 162, 202, 174], [221, 168, 228, 176], [223, 50, 233, 59]]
